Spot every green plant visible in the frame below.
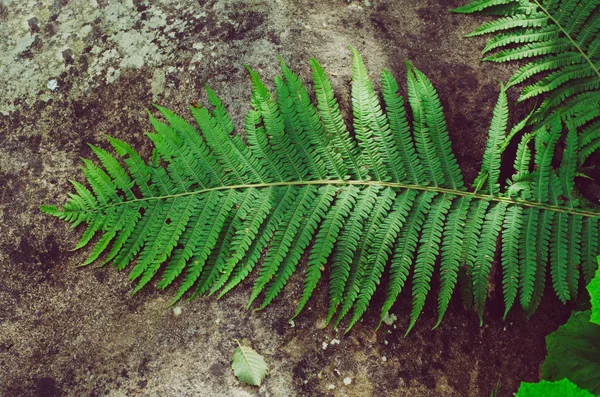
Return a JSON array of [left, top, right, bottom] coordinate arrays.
[[516, 379, 594, 397], [515, 258, 600, 396], [542, 310, 600, 394], [41, 48, 600, 332], [455, 0, 600, 162]]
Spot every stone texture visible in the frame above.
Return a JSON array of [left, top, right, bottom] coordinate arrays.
[[0, 0, 574, 396]]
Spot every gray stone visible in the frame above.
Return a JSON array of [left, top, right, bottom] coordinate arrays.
[[0, 0, 572, 396]]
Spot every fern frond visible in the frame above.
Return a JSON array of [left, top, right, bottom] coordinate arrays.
[[465, 12, 549, 37], [43, 50, 600, 333], [211, 188, 273, 294], [459, 0, 600, 143]]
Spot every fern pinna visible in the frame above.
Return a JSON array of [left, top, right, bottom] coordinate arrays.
[[454, 0, 600, 164], [42, 48, 600, 333]]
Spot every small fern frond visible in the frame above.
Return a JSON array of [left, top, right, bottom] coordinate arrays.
[[43, 50, 600, 333]]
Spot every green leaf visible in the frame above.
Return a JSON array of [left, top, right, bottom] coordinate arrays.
[[542, 310, 600, 395], [588, 258, 600, 325], [231, 341, 269, 387], [516, 379, 594, 397]]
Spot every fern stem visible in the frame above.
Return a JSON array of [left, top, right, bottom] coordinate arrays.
[[532, 0, 600, 81], [90, 179, 600, 218]]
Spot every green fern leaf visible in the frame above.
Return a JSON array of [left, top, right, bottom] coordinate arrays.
[[42, 50, 600, 332], [326, 186, 374, 324], [296, 185, 359, 319], [407, 195, 453, 334], [473, 202, 507, 323], [458, 0, 600, 140], [501, 204, 523, 318], [380, 191, 436, 326], [435, 196, 472, 328], [260, 185, 336, 309], [473, 84, 508, 195]]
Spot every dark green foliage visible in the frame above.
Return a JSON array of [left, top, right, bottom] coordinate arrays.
[[42, 49, 600, 332], [541, 310, 600, 394], [455, 0, 600, 160]]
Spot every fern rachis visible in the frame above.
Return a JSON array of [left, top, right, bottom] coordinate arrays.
[[43, 49, 600, 332]]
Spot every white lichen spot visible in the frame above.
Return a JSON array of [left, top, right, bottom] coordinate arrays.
[[382, 356, 387, 362], [330, 339, 340, 345], [47, 79, 58, 91], [151, 68, 166, 99], [382, 312, 397, 326], [384, 340, 389, 345], [343, 377, 352, 385], [322, 341, 328, 350], [15, 34, 36, 55], [172, 307, 182, 317], [327, 384, 335, 390], [105, 67, 121, 84]]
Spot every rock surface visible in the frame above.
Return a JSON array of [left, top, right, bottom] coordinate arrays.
[[0, 0, 573, 396]]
